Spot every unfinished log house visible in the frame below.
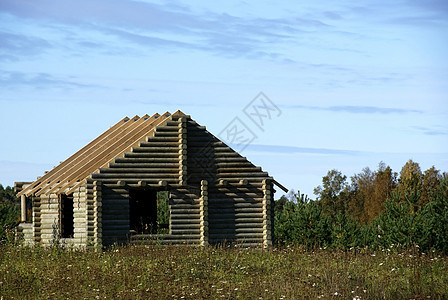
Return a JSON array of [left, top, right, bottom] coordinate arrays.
[[16, 110, 287, 248]]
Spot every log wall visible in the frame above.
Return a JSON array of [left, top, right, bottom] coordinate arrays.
[[184, 118, 272, 247], [22, 113, 275, 248], [91, 115, 273, 247], [39, 193, 59, 246], [17, 223, 33, 246], [32, 195, 41, 244]]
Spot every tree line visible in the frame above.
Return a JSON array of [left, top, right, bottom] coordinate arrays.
[[275, 159, 448, 252], [0, 184, 19, 241], [1, 159, 447, 252]]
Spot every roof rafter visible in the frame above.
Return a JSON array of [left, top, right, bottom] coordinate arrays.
[[65, 111, 185, 194], [19, 116, 131, 197], [38, 113, 169, 196]]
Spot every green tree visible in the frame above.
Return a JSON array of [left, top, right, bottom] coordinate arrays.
[[397, 160, 423, 210], [420, 166, 441, 206], [274, 195, 289, 216], [370, 163, 397, 222], [314, 169, 349, 219], [348, 167, 374, 223], [0, 184, 17, 203], [156, 191, 170, 234], [274, 191, 331, 248], [0, 185, 20, 241]]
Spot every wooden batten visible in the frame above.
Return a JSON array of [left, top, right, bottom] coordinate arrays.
[[19, 116, 131, 197], [63, 112, 171, 195], [92, 181, 102, 249], [178, 116, 187, 185], [262, 179, 273, 248], [199, 180, 209, 246]]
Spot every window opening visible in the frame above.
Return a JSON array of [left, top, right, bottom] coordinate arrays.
[[129, 190, 170, 234], [60, 194, 74, 238]]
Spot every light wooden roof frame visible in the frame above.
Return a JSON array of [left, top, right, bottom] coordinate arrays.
[[19, 116, 131, 197], [38, 114, 153, 196], [64, 111, 174, 194], [39, 112, 170, 196], [20, 109, 288, 197], [32, 114, 145, 196]]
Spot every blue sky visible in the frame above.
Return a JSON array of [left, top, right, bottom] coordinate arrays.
[[1, 0, 447, 197]]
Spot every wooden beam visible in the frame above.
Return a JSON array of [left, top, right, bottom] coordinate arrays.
[[272, 179, 288, 193], [21, 195, 26, 222], [19, 116, 131, 197], [40, 114, 164, 196], [36, 115, 148, 196], [137, 181, 146, 187], [64, 112, 172, 194]]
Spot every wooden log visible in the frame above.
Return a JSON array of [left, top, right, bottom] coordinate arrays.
[[208, 228, 264, 234], [121, 153, 179, 159], [154, 131, 179, 137], [109, 163, 179, 168], [131, 147, 179, 153], [170, 219, 200, 225], [137, 181, 146, 187], [217, 167, 262, 173], [208, 207, 262, 214], [170, 213, 200, 219], [207, 212, 263, 218], [208, 202, 263, 209], [171, 229, 200, 235], [154, 126, 179, 132], [105, 181, 175, 188], [209, 218, 263, 224], [21, 195, 26, 222], [99, 168, 180, 173], [172, 204, 201, 209], [206, 191, 262, 197], [207, 198, 262, 203], [146, 136, 179, 142], [93, 173, 180, 179], [169, 224, 201, 230], [208, 233, 264, 239], [209, 222, 264, 229]]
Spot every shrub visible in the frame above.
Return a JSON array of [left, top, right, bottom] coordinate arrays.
[[274, 196, 331, 248]]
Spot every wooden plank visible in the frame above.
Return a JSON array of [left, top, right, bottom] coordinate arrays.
[[36, 114, 151, 196], [19, 116, 131, 197], [40, 113, 167, 196], [64, 112, 173, 194]]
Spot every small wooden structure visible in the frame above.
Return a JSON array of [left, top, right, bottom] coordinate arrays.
[[16, 111, 286, 248]]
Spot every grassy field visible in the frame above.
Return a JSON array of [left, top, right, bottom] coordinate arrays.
[[1, 244, 447, 299]]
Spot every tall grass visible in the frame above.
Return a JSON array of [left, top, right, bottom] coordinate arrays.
[[1, 244, 447, 299]]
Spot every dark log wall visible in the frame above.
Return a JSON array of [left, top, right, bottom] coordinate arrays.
[[185, 118, 272, 247], [89, 114, 273, 247], [169, 186, 201, 245], [207, 185, 265, 246]]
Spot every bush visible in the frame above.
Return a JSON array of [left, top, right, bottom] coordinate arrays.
[[274, 196, 331, 248], [330, 213, 361, 249]]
